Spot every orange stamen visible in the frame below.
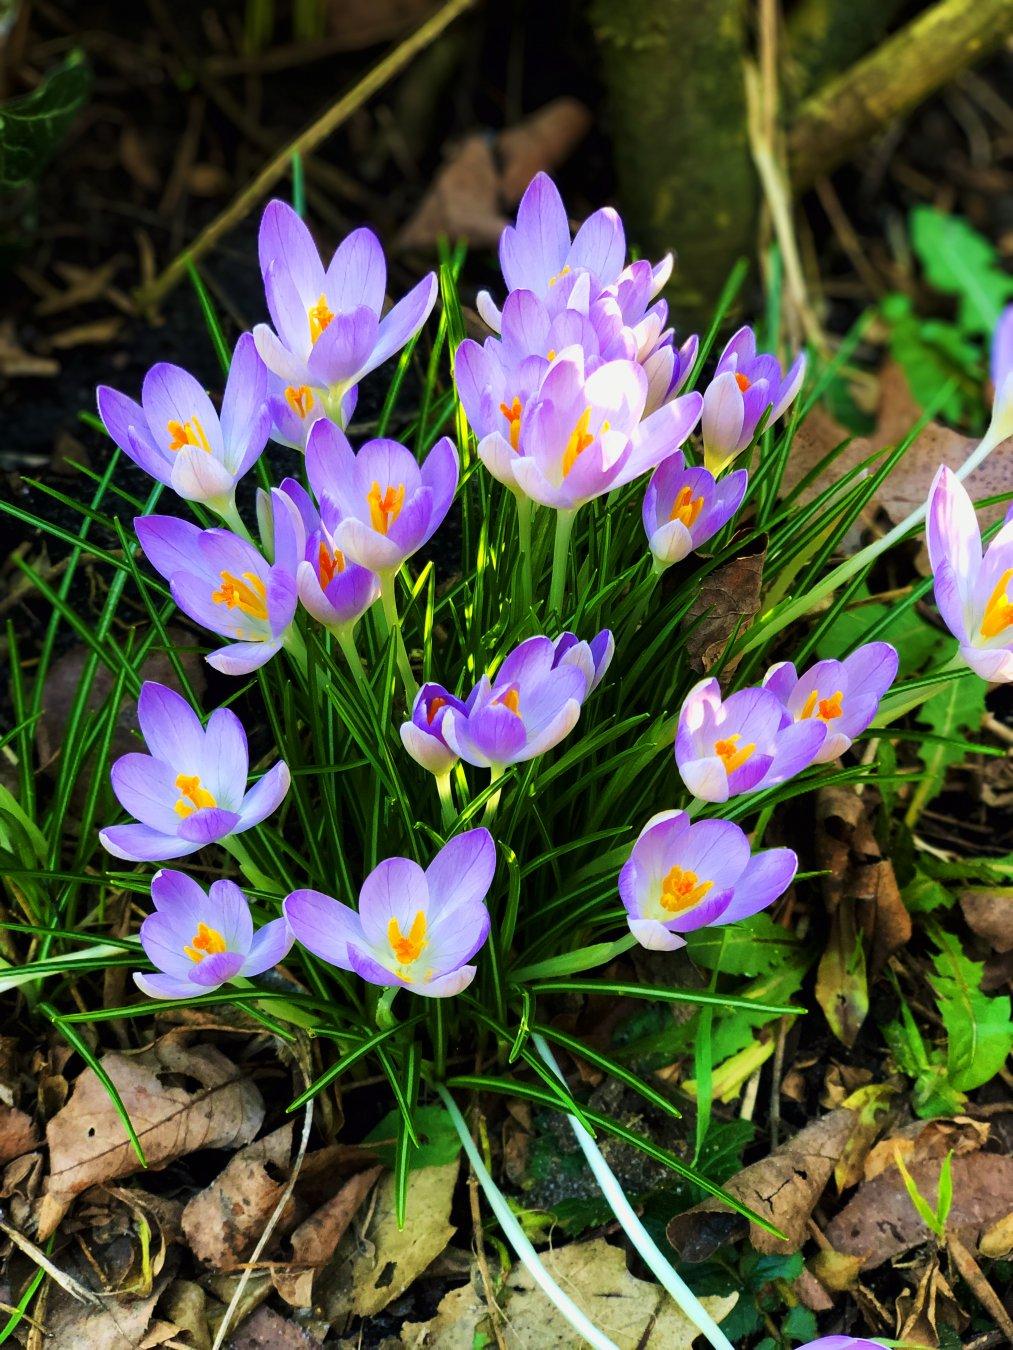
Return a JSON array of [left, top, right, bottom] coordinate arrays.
[[184, 921, 228, 964], [427, 696, 448, 724], [734, 372, 751, 392], [497, 688, 521, 716], [211, 571, 268, 621], [367, 481, 405, 534], [173, 773, 217, 819], [308, 294, 334, 344], [561, 407, 595, 476], [800, 688, 845, 722], [387, 911, 427, 968], [548, 265, 571, 288], [499, 396, 523, 451], [660, 865, 713, 914], [317, 541, 346, 587], [980, 568, 1013, 640], [285, 385, 315, 419], [669, 484, 705, 528], [714, 734, 755, 774], [166, 415, 211, 454]]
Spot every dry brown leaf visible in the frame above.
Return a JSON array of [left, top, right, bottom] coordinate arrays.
[[351, 1162, 458, 1318], [810, 1246, 864, 1293], [682, 534, 767, 673], [181, 1122, 293, 1269], [0, 1105, 37, 1164], [667, 1107, 858, 1260], [43, 1278, 167, 1350], [47, 317, 124, 349], [273, 1163, 383, 1306], [0, 320, 60, 377], [863, 1115, 988, 1181], [947, 1230, 1013, 1339], [979, 1209, 1013, 1258], [959, 888, 1013, 953], [824, 1152, 1013, 1268], [895, 1257, 965, 1346], [397, 98, 591, 252], [156, 1279, 210, 1350], [38, 1039, 264, 1239], [792, 1267, 834, 1311], [231, 1303, 322, 1349]]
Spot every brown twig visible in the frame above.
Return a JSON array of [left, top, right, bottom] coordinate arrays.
[[135, 0, 477, 310]]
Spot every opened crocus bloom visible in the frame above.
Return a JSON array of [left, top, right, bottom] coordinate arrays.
[[763, 642, 898, 762], [701, 325, 806, 475], [400, 682, 467, 776], [439, 634, 599, 770], [100, 682, 290, 862], [135, 515, 297, 675], [620, 810, 797, 951], [284, 829, 495, 997], [927, 464, 1013, 682], [269, 480, 380, 632], [642, 451, 748, 569], [305, 419, 458, 574], [551, 629, 614, 693], [97, 334, 270, 512], [254, 199, 437, 441], [796, 1340, 886, 1350], [134, 870, 292, 999], [675, 677, 826, 803]]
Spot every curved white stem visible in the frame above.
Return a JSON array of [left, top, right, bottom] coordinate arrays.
[[436, 1085, 619, 1350], [532, 1035, 734, 1350]]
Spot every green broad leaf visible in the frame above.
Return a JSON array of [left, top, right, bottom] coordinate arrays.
[[0, 783, 48, 867], [816, 585, 943, 673], [910, 206, 1013, 336], [880, 293, 982, 425], [365, 1104, 460, 1171], [0, 50, 91, 191], [902, 871, 954, 914], [928, 925, 1013, 1092], [685, 912, 800, 977]]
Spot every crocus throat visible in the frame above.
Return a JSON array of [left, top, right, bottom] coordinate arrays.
[[800, 688, 844, 721], [659, 864, 713, 914], [734, 372, 751, 393], [212, 571, 269, 621], [547, 264, 572, 288], [367, 481, 405, 534], [174, 773, 217, 818], [669, 484, 705, 528], [714, 733, 755, 774], [980, 568, 1013, 640], [184, 921, 228, 964], [562, 407, 595, 476], [285, 385, 315, 419], [499, 397, 523, 451], [308, 294, 334, 344], [317, 541, 346, 587], [496, 687, 521, 716], [426, 695, 448, 724], [388, 911, 427, 969], [167, 415, 211, 454]]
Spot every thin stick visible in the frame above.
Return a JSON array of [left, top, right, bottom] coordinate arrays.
[[136, 0, 477, 308], [531, 1036, 734, 1350]]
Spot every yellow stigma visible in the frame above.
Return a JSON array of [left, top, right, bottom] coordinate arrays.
[[800, 688, 845, 722], [546, 348, 557, 361], [167, 414, 211, 454], [714, 734, 755, 774], [285, 384, 315, 419], [184, 921, 228, 964], [211, 571, 268, 621], [388, 911, 428, 969], [660, 865, 713, 914], [980, 568, 1013, 640], [497, 687, 521, 716], [173, 773, 217, 819], [562, 406, 595, 476], [548, 264, 571, 288], [308, 294, 334, 344], [499, 396, 523, 451], [367, 481, 405, 535], [669, 484, 705, 528], [317, 540, 346, 587]]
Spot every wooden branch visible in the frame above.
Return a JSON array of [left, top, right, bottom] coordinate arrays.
[[783, 0, 908, 104], [135, 0, 476, 310], [789, 0, 1013, 190]]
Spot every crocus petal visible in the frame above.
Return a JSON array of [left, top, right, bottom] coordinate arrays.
[[424, 828, 496, 920], [357, 856, 430, 952], [100, 823, 199, 862], [721, 848, 797, 922], [177, 806, 242, 845], [628, 918, 687, 952], [567, 207, 625, 283], [188, 950, 246, 986], [417, 966, 478, 998], [306, 306, 379, 387], [701, 372, 745, 465], [205, 878, 255, 950], [362, 274, 439, 377], [242, 917, 294, 976], [283, 890, 359, 970], [137, 681, 205, 769], [324, 226, 386, 314], [236, 761, 291, 831], [110, 753, 185, 833], [418, 437, 459, 544], [134, 515, 204, 582], [927, 465, 983, 582], [206, 638, 284, 676], [500, 173, 570, 292], [134, 971, 203, 1000], [259, 199, 324, 305], [170, 447, 237, 504]]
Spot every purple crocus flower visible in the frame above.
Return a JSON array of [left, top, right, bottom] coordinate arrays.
[[400, 683, 467, 777], [619, 809, 797, 951], [476, 172, 671, 335], [284, 829, 495, 998], [135, 516, 297, 675], [763, 642, 899, 762], [990, 303, 1013, 440], [642, 451, 748, 569], [134, 870, 293, 999], [269, 480, 380, 632], [797, 1341, 885, 1350], [643, 332, 699, 416], [305, 419, 458, 575], [100, 682, 290, 862], [254, 200, 437, 437], [675, 678, 826, 803], [701, 326, 806, 475], [926, 464, 1013, 682], [97, 334, 270, 512], [440, 634, 591, 770], [551, 629, 614, 693]]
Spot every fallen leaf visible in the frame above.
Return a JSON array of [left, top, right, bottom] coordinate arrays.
[[0, 1104, 37, 1164], [810, 1245, 864, 1293], [181, 1122, 293, 1269], [667, 1107, 858, 1259], [47, 317, 124, 348], [158, 1280, 211, 1350], [38, 1039, 264, 1239], [959, 888, 1013, 953], [43, 1278, 166, 1350], [400, 1276, 489, 1348], [352, 1161, 458, 1318], [397, 98, 591, 252], [863, 1115, 988, 1181], [273, 1163, 383, 1306], [834, 1082, 899, 1190], [979, 1209, 1013, 1258], [682, 534, 767, 673], [230, 1303, 322, 1349], [0, 320, 60, 376], [792, 1267, 834, 1311], [947, 1230, 1013, 1339], [895, 1256, 965, 1345], [824, 1152, 1013, 1268]]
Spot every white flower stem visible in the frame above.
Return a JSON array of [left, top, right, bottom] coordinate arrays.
[[549, 508, 577, 616], [220, 833, 281, 895], [214, 495, 253, 541], [435, 1084, 619, 1350], [532, 1035, 734, 1350], [378, 574, 418, 701], [739, 419, 1008, 657]]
